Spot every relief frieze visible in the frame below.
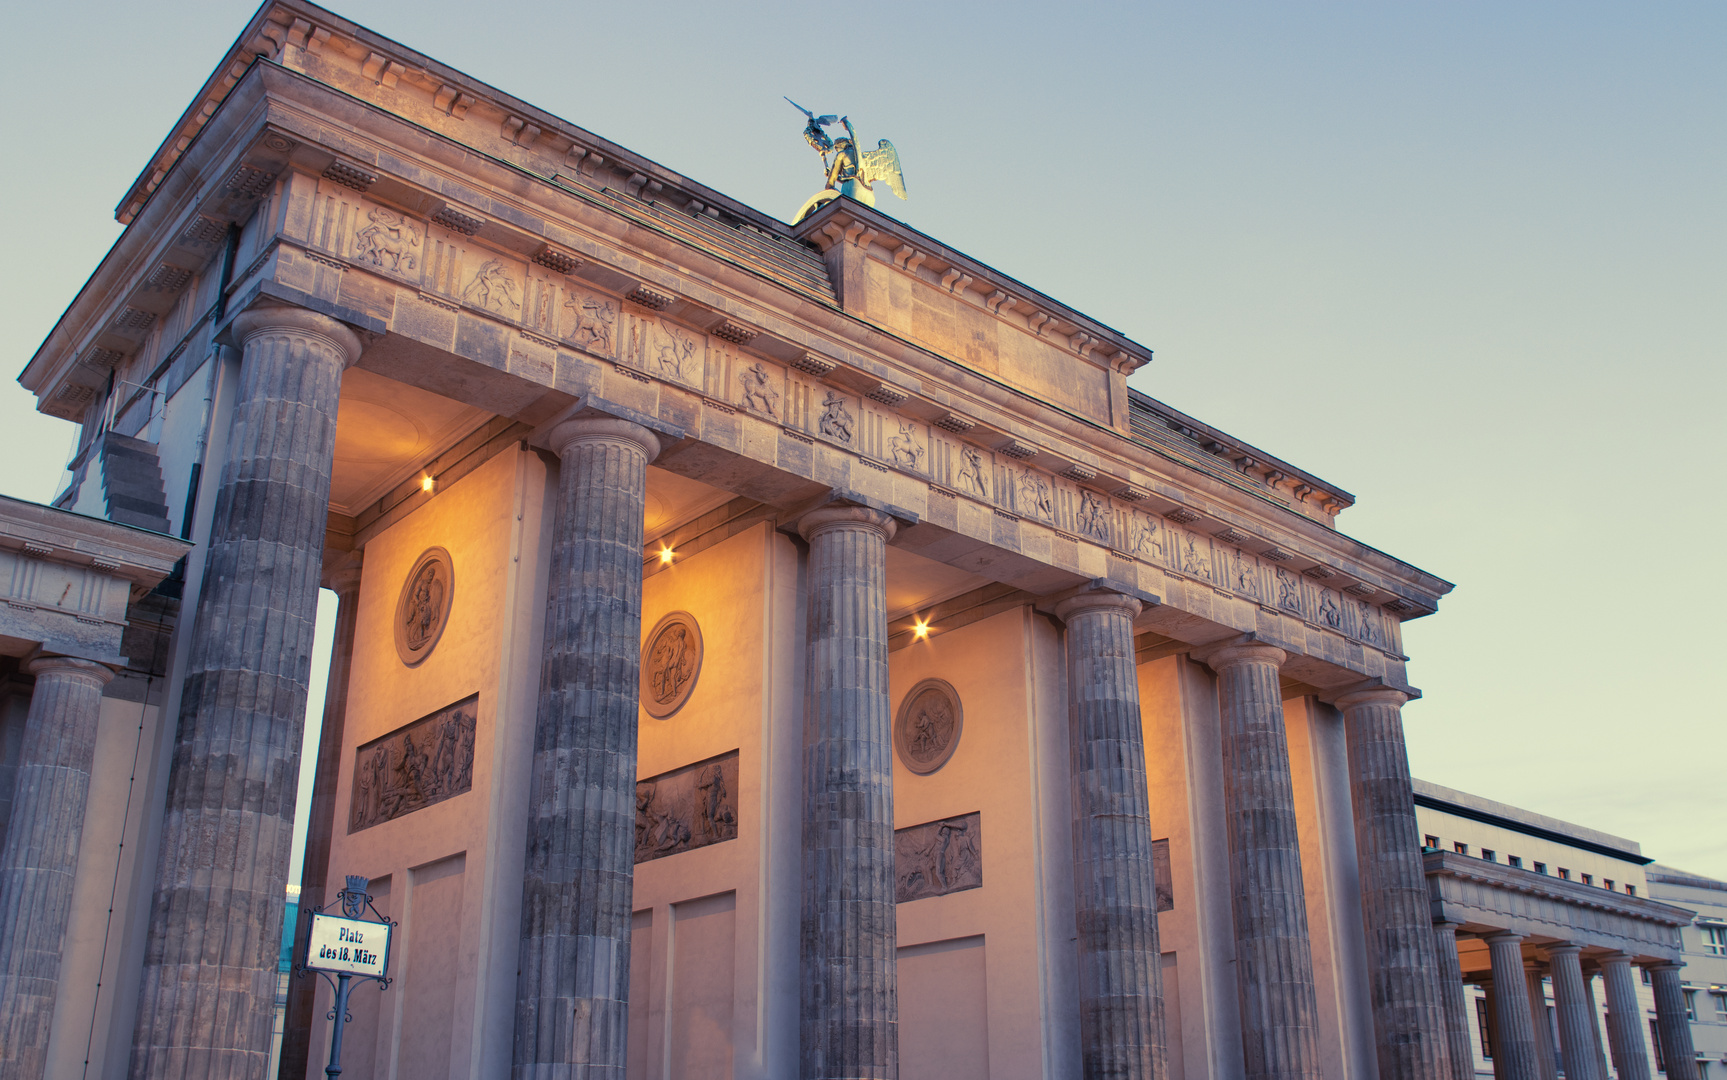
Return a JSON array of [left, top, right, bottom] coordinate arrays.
[[887, 421, 926, 473], [349, 693, 478, 832], [817, 389, 855, 445], [355, 207, 422, 274], [563, 290, 618, 356], [895, 811, 982, 903], [634, 750, 739, 864], [462, 259, 522, 316], [737, 361, 782, 418]]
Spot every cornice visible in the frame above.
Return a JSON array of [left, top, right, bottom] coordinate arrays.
[[0, 495, 192, 589], [1426, 850, 1693, 931]]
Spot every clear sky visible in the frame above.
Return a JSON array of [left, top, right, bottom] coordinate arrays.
[[1, 1, 1721, 875]]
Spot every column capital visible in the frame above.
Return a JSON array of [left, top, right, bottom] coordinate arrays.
[[795, 503, 896, 544], [1599, 951, 1636, 967], [1486, 930, 1525, 945], [1197, 637, 1287, 673], [1051, 587, 1141, 624], [545, 415, 661, 463], [1546, 943, 1583, 958], [1643, 960, 1683, 973], [25, 654, 115, 685], [228, 302, 365, 369], [1434, 919, 1464, 932]]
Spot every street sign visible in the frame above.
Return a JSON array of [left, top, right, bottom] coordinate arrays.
[[306, 912, 391, 979]]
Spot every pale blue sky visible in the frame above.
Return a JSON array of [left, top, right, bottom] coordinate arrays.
[[1, 2, 1721, 874]]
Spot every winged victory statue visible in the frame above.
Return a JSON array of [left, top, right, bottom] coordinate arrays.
[[786, 98, 907, 223]]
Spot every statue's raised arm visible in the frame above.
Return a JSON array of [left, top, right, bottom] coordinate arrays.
[[789, 106, 908, 223]]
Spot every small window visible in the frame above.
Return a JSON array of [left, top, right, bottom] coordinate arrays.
[[1559, 868, 1571, 880], [1534, 862, 1547, 874], [1476, 997, 1493, 1060], [1482, 849, 1497, 862], [1702, 927, 1727, 957], [1605, 879, 1615, 891], [1508, 855, 1523, 868], [1455, 842, 1469, 855], [1643, 967, 1651, 985], [1581, 873, 1594, 886], [1684, 989, 1696, 1021], [1713, 994, 1726, 1021], [1651, 1019, 1665, 1072], [1424, 835, 1440, 850], [1627, 884, 1637, 896]]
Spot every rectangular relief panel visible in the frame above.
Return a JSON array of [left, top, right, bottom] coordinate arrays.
[[350, 694, 478, 832], [670, 892, 737, 1080], [899, 936, 989, 1080], [635, 750, 739, 864], [895, 812, 983, 903]]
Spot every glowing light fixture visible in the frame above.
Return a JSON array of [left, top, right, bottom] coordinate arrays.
[[659, 546, 676, 565], [421, 473, 436, 494], [912, 617, 931, 641]]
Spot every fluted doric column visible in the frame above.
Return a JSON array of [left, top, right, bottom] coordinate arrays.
[[0, 655, 115, 1079], [1526, 964, 1558, 1080], [798, 506, 898, 1080], [131, 304, 362, 1079], [1054, 588, 1166, 1080], [1432, 923, 1475, 1080], [514, 417, 660, 1079], [1648, 962, 1699, 1080], [280, 558, 363, 1080], [1547, 945, 1604, 1080], [1600, 953, 1652, 1080], [1335, 686, 1452, 1080], [1204, 641, 1321, 1080], [1486, 933, 1539, 1080]]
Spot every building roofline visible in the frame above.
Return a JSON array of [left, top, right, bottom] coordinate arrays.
[[1413, 778, 1648, 865], [1647, 864, 1727, 894]]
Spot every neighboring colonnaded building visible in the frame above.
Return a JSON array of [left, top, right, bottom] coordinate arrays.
[[0, 3, 1705, 1080]]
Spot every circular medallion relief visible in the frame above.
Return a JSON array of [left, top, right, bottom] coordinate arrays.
[[641, 612, 703, 719], [394, 547, 455, 666], [895, 678, 964, 775]]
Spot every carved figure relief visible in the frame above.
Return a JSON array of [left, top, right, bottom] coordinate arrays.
[[888, 422, 926, 471], [738, 362, 780, 417], [1076, 490, 1110, 542], [1318, 591, 1341, 628], [957, 447, 989, 498], [1277, 568, 1300, 610], [818, 390, 854, 444], [653, 321, 701, 384], [1130, 514, 1162, 559], [641, 611, 703, 719], [349, 694, 478, 832], [394, 547, 454, 666], [634, 750, 739, 864], [1232, 550, 1258, 599], [895, 812, 982, 903], [1358, 601, 1379, 646], [895, 678, 963, 775], [1181, 535, 1213, 581], [1018, 469, 1053, 520], [355, 207, 421, 273], [565, 292, 617, 354], [462, 259, 521, 315]]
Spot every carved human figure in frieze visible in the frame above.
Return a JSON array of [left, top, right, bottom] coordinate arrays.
[[349, 695, 479, 832], [818, 390, 854, 444], [1018, 469, 1053, 520], [1076, 490, 1110, 541], [1317, 591, 1341, 628], [648, 622, 697, 706], [355, 206, 421, 272], [1232, 550, 1258, 598], [738, 362, 781, 417], [697, 763, 735, 843], [957, 447, 989, 497], [565, 292, 617, 353], [895, 813, 983, 902], [1130, 513, 1162, 559], [889, 422, 926, 470], [1276, 568, 1300, 610], [654, 322, 701, 383], [403, 561, 444, 653], [1181, 534, 1212, 581], [1358, 601, 1379, 645], [463, 259, 522, 315]]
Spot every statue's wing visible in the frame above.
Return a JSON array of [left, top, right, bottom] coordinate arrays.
[[816, 114, 839, 126], [861, 140, 908, 200]]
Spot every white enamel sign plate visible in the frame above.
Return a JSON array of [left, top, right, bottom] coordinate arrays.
[[306, 913, 391, 978]]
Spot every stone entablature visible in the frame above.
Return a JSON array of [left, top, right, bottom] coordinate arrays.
[[0, 496, 190, 664], [1426, 851, 1692, 961]]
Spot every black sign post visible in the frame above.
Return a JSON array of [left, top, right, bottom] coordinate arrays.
[[297, 875, 395, 1079]]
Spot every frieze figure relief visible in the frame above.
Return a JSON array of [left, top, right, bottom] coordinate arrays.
[[889, 422, 926, 471], [738, 362, 781, 417], [653, 321, 701, 384], [1277, 568, 1301, 610], [1182, 534, 1213, 581], [817, 390, 854, 444], [1232, 550, 1259, 599], [1318, 591, 1341, 628], [1130, 513, 1162, 559], [1076, 490, 1110, 542], [1018, 469, 1053, 520], [394, 547, 454, 665], [895, 812, 982, 903], [462, 259, 521, 315], [565, 292, 617, 354], [349, 694, 479, 832], [634, 750, 739, 864], [641, 611, 702, 719], [355, 206, 421, 273], [895, 678, 963, 774], [956, 447, 989, 498], [1358, 600, 1379, 645]]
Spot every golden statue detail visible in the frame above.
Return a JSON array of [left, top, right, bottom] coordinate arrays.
[[787, 98, 907, 223]]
